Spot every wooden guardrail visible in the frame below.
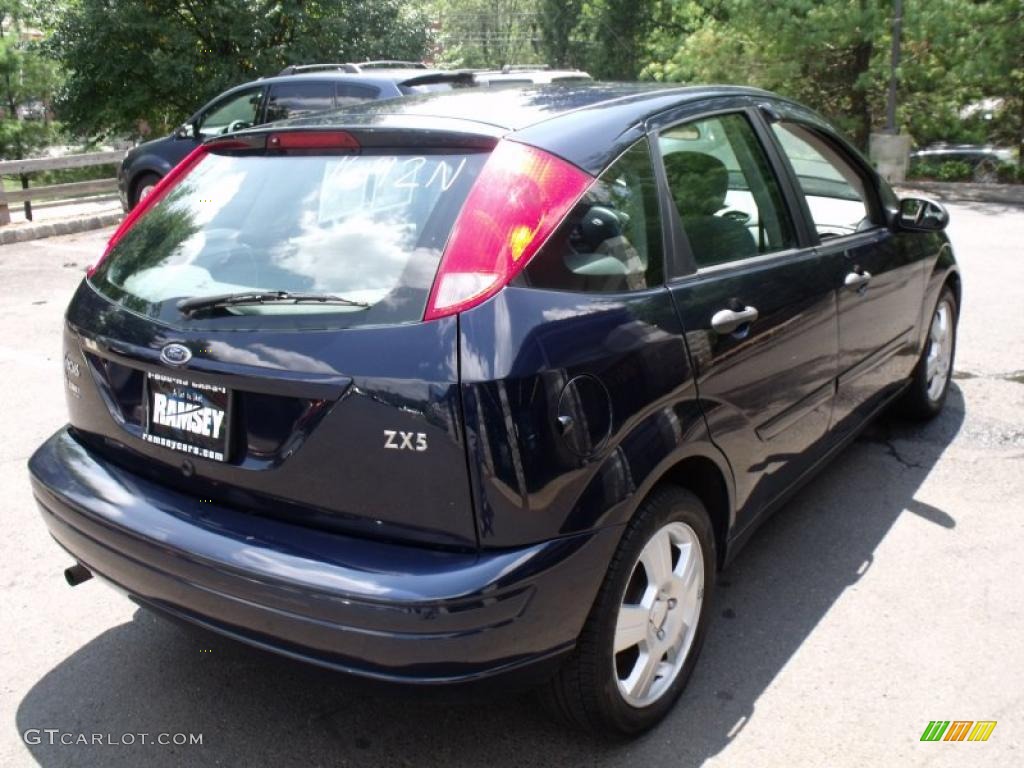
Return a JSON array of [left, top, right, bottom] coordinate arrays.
[[0, 150, 124, 226]]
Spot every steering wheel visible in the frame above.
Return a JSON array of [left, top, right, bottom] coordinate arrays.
[[720, 208, 752, 225], [222, 120, 251, 135]]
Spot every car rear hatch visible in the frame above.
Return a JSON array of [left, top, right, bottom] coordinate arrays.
[[69, 126, 506, 548], [68, 120, 596, 549]]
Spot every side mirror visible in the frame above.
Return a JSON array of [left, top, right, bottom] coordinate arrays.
[[175, 122, 197, 140], [896, 197, 949, 232]]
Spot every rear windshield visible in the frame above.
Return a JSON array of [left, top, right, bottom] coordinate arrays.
[[90, 149, 485, 329]]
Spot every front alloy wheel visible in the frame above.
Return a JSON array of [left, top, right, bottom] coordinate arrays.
[[925, 298, 954, 403], [897, 285, 958, 420]]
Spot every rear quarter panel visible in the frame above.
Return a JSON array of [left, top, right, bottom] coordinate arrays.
[[459, 285, 731, 548]]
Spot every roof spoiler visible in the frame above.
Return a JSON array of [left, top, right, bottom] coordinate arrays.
[[356, 60, 428, 70], [278, 63, 360, 76], [400, 71, 476, 88]]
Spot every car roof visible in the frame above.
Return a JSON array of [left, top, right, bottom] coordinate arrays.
[[260, 82, 777, 173], [290, 82, 771, 131]]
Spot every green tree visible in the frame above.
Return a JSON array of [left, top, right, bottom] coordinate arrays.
[[642, 0, 891, 148], [1, 0, 62, 221], [894, 0, 982, 146], [1, 1, 60, 158], [538, 0, 582, 68], [960, 0, 1024, 166], [431, 0, 542, 69], [580, 0, 661, 80], [49, 0, 432, 139]]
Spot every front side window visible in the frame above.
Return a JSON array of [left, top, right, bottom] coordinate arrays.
[[771, 122, 876, 238], [197, 88, 264, 139], [90, 150, 486, 329], [521, 138, 664, 293], [265, 82, 335, 122], [659, 113, 796, 269]]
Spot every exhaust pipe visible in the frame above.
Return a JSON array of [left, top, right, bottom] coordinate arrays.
[[64, 563, 93, 587]]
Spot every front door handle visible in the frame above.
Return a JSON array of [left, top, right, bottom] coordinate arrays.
[[844, 269, 872, 291], [711, 305, 759, 334]]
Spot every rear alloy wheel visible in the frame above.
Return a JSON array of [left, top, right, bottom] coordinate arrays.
[[542, 486, 715, 735], [614, 522, 704, 707], [897, 285, 958, 420]]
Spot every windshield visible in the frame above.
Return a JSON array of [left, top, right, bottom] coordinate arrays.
[[90, 150, 485, 329]]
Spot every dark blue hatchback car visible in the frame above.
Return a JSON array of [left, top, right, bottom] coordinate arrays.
[[31, 84, 959, 735]]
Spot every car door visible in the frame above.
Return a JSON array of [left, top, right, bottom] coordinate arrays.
[[767, 114, 925, 438], [656, 104, 844, 533]]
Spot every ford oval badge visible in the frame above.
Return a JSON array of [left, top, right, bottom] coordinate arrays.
[[160, 342, 192, 367]]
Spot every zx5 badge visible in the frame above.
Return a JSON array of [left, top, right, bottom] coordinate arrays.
[[384, 430, 428, 452]]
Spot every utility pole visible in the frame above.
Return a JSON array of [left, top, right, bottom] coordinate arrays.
[[885, 0, 903, 133], [871, 0, 910, 181]]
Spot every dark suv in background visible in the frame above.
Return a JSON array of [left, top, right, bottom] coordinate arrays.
[[35, 84, 959, 736], [116, 63, 472, 209]]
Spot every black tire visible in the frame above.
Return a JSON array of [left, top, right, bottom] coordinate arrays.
[[541, 485, 716, 736], [897, 285, 958, 420], [130, 172, 162, 209]]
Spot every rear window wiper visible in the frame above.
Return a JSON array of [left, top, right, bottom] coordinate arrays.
[[177, 290, 370, 316]]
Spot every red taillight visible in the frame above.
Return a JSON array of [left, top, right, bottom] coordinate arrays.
[[268, 130, 360, 150], [88, 144, 210, 277], [423, 140, 593, 321]]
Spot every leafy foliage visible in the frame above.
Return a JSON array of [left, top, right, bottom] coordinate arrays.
[[15, 0, 1024, 170], [431, 0, 544, 69], [957, 0, 1024, 163], [637, 0, 1023, 157], [908, 159, 973, 181], [49, 0, 432, 139], [0, 0, 61, 161]]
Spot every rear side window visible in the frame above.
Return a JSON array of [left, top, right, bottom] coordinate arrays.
[[520, 138, 664, 293], [336, 82, 379, 105], [265, 82, 335, 122], [90, 150, 486, 329]]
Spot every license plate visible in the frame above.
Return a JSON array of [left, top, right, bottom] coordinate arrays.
[[143, 371, 231, 462]]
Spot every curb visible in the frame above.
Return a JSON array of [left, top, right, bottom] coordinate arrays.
[[896, 181, 1024, 206], [0, 210, 123, 246]]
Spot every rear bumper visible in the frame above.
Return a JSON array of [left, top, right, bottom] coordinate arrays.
[[29, 428, 620, 684]]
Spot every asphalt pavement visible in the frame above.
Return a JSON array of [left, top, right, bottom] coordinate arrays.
[[1, 201, 1021, 767]]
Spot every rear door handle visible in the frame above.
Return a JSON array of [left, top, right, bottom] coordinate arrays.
[[844, 270, 872, 291], [711, 305, 759, 334]]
